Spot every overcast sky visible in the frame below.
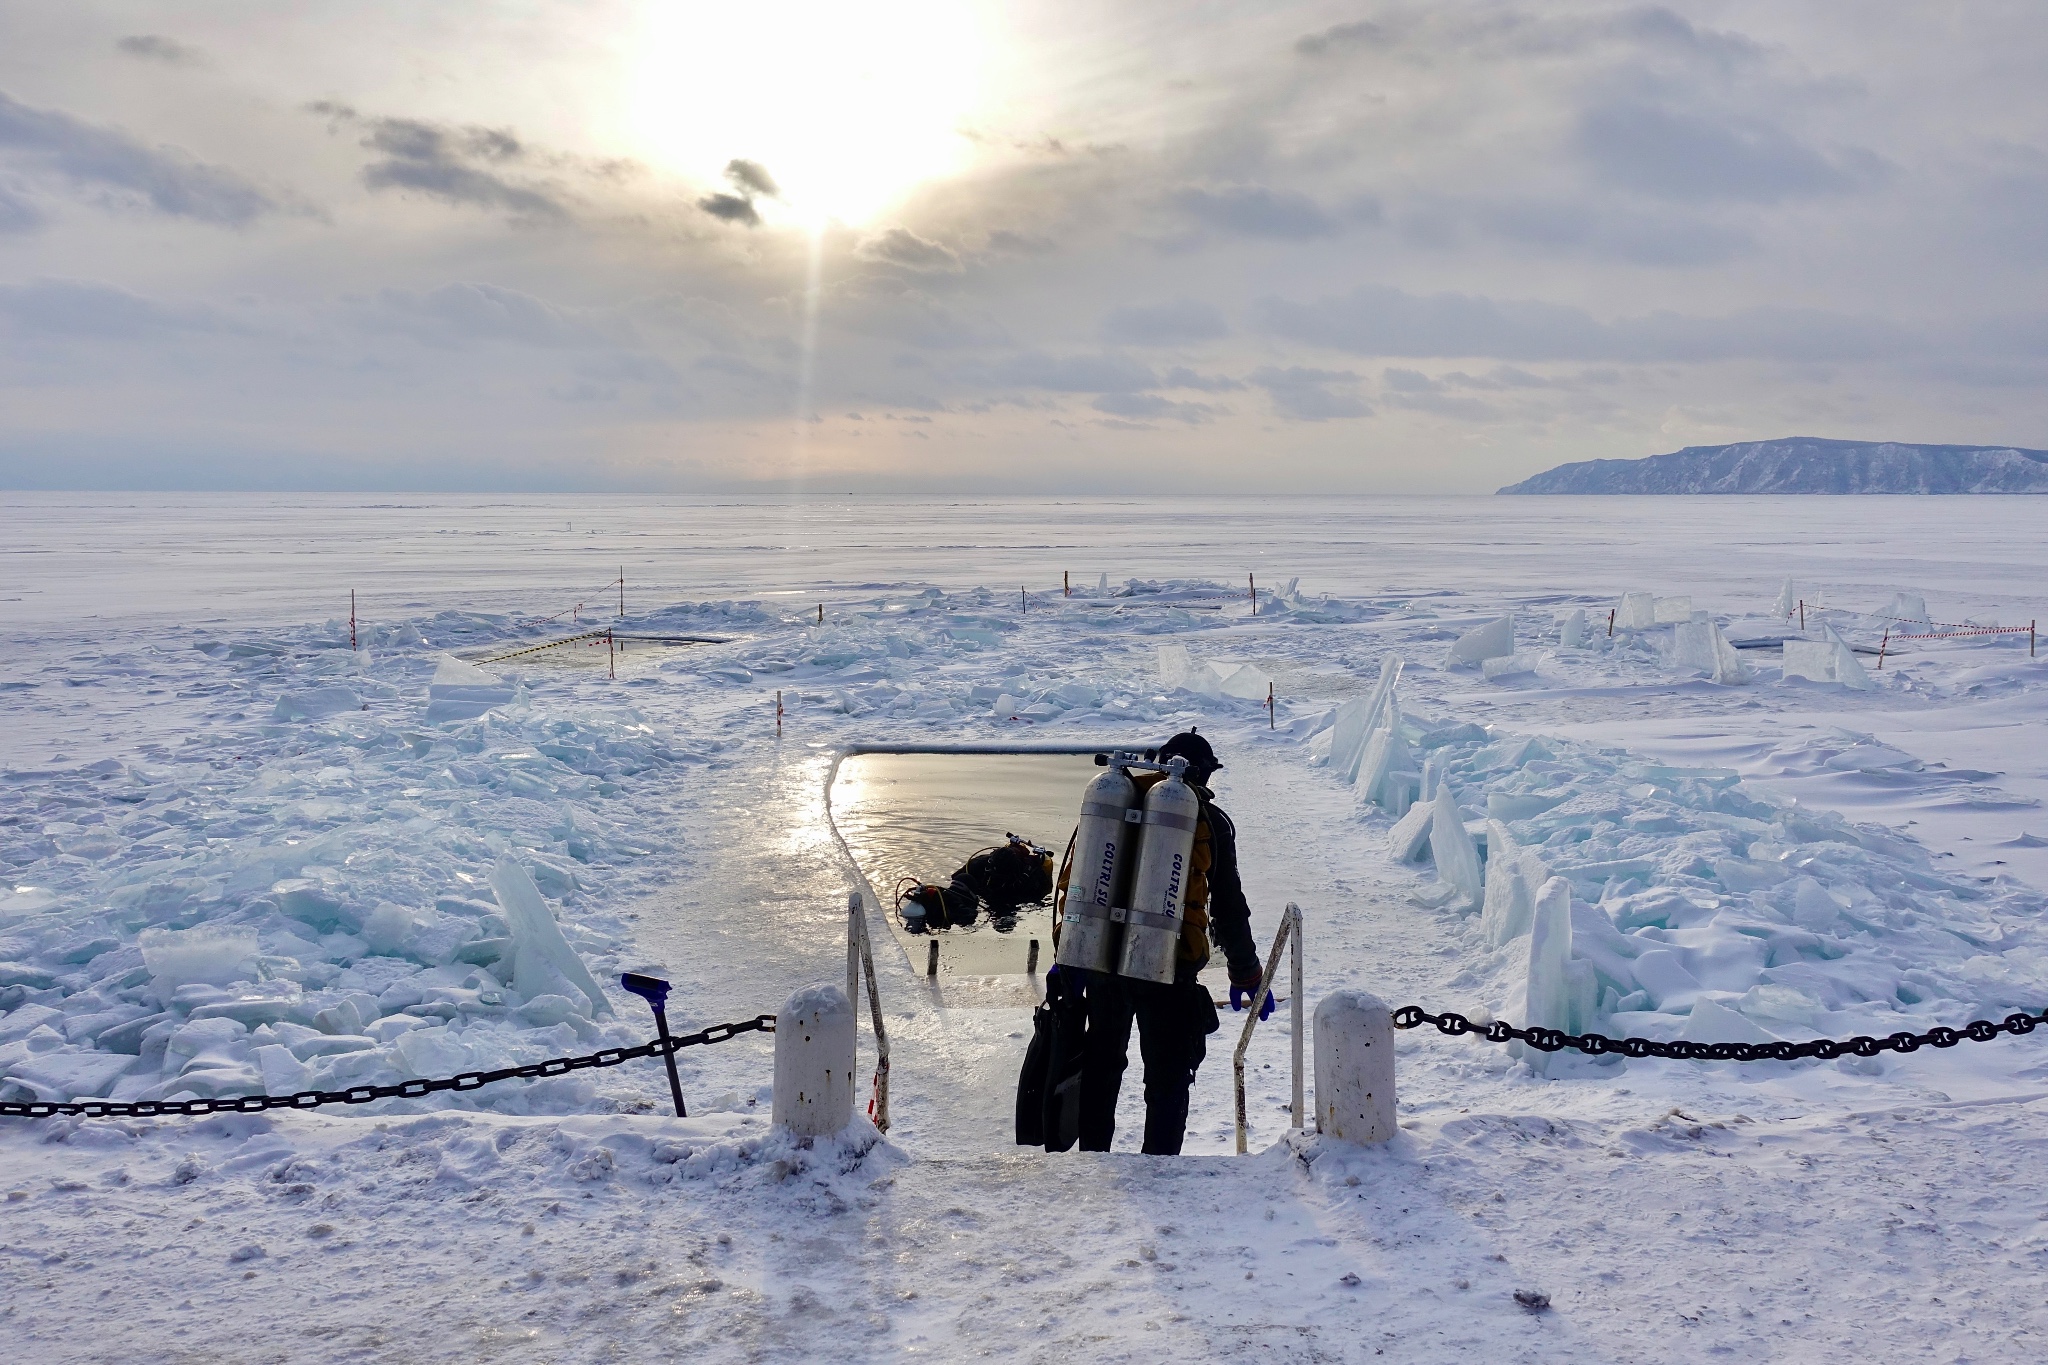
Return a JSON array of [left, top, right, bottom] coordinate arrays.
[[2, 1, 2044, 493]]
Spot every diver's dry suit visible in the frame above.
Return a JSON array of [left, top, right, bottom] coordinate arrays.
[[1050, 730, 1261, 1156]]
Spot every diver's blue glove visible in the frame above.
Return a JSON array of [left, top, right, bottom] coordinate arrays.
[[1230, 983, 1276, 1021]]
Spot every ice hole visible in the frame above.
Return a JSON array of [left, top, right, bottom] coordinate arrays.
[[829, 750, 1111, 977]]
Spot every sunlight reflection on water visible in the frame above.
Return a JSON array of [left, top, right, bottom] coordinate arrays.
[[831, 751, 1100, 975]]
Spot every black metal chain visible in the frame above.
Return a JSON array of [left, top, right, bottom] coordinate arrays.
[[1392, 1005, 2048, 1062], [0, 1013, 776, 1121]]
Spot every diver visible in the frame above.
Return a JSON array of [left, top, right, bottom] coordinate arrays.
[[1072, 729, 1263, 1155], [899, 834, 1054, 933]]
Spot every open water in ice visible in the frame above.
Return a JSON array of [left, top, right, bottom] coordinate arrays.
[[830, 751, 1102, 976]]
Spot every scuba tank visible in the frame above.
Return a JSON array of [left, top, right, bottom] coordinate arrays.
[[1115, 756, 1201, 985], [1054, 763, 1140, 973]]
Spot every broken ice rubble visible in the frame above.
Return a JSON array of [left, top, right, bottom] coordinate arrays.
[[0, 613, 692, 1105], [1310, 684, 2048, 1059]]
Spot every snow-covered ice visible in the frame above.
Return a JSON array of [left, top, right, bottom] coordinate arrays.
[[2, 492, 2046, 1361]]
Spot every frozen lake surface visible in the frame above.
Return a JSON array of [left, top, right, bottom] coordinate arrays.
[[2, 492, 2045, 1362], [4, 491, 2042, 624]]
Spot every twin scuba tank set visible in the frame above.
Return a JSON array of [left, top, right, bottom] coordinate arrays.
[[1055, 751, 1202, 986]]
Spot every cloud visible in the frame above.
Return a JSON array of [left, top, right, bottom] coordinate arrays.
[[0, 180, 42, 232], [1455, 195, 1756, 266], [373, 282, 597, 348], [0, 277, 233, 338], [1101, 298, 1229, 345], [724, 159, 779, 198], [1382, 381, 1499, 420], [1171, 185, 1341, 239], [833, 284, 1010, 349], [1578, 103, 1881, 204], [1250, 365, 1369, 420], [696, 192, 760, 226], [976, 351, 1157, 393], [1091, 392, 1214, 423], [115, 35, 207, 66], [857, 227, 962, 273], [697, 160, 781, 226], [1162, 365, 1246, 392], [985, 228, 1055, 254], [0, 89, 276, 225], [1296, 7, 1763, 68], [1382, 367, 1442, 393], [1294, 20, 1388, 57], [1262, 284, 1905, 363], [311, 103, 567, 221]]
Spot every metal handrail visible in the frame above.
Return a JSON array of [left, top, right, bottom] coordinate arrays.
[[845, 890, 892, 1133], [1232, 901, 1304, 1154]]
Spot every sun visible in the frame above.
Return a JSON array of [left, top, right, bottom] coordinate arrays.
[[626, 0, 988, 227]]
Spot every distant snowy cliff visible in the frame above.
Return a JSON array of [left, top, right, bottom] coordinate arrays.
[[1498, 438, 2048, 494]]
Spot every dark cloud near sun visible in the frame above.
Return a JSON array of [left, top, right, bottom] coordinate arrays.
[[697, 192, 760, 226], [0, 89, 277, 225], [696, 159, 782, 228], [724, 159, 779, 198]]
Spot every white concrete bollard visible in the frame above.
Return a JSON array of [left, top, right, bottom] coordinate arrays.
[[773, 983, 856, 1138], [1314, 990, 1396, 1144]]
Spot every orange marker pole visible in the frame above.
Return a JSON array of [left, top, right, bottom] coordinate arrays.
[[1799, 599, 1805, 632], [618, 567, 624, 620], [1249, 573, 1257, 616], [1877, 627, 1888, 670], [350, 590, 357, 651], [1267, 682, 1275, 730], [1607, 608, 1615, 637], [776, 689, 783, 736], [608, 630, 615, 679]]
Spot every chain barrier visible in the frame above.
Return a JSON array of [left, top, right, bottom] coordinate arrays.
[[0, 1014, 775, 1121], [1393, 1005, 2048, 1062]]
